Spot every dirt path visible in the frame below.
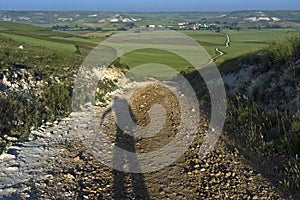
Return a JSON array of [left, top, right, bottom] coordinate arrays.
[[210, 33, 230, 62], [225, 34, 231, 47], [0, 81, 287, 199]]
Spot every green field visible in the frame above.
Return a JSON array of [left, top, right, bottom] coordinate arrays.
[[183, 29, 300, 65], [1, 22, 299, 74], [121, 48, 192, 79], [120, 30, 226, 75], [220, 29, 300, 63], [180, 30, 226, 56], [0, 22, 101, 55], [50, 35, 102, 44], [120, 29, 300, 75], [0, 32, 78, 52]]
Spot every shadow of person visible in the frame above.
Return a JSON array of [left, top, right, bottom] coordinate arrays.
[[103, 97, 149, 200]]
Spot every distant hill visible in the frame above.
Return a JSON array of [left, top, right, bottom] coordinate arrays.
[[0, 10, 299, 30]]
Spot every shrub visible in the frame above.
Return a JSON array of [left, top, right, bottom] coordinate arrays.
[[270, 33, 300, 68], [281, 161, 300, 191]]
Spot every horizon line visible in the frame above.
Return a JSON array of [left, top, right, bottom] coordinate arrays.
[[0, 9, 300, 13]]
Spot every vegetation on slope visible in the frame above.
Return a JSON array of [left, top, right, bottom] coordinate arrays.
[[226, 34, 300, 192], [0, 23, 121, 153], [234, 34, 300, 191], [183, 33, 300, 193], [0, 33, 82, 152]]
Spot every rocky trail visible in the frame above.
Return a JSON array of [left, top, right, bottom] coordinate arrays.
[[0, 80, 290, 199], [0, 115, 75, 198]]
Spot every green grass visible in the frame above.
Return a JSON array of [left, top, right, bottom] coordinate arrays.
[[270, 32, 300, 67], [0, 32, 77, 52], [220, 29, 299, 63], [0, 22, 45, 32], [183, 29, 300, 67], [180, 30, 227, 56], [2, 22, 298, 75], [0, 30, 83, 152], [121, 48, 192, 75], [120, 30, 225, 77], [0, 22, 100, 55], [120, 29, 300, 75], [50, 36, 102, 44]]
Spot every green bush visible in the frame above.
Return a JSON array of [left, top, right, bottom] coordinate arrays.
[[0, 83, 72, 152], [226, 97, 299, 156], [41, 83, 72, 120], [0, 36, 80, 152], [270, 33, 300, 68], [225, 96, 300, 192]]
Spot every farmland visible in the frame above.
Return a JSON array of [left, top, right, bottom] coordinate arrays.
[[0, 22, 102, 56], [220, 29, 300, 62], [120, 29, 300, 74], [0, 21, 298, 74]]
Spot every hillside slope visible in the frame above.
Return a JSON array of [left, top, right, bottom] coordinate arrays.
[[0, 23, 299, 199]]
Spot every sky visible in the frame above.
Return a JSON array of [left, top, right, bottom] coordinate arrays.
[[0, 0, 299, 12]]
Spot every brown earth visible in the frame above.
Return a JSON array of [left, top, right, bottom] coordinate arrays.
[[26, 83, 290, 200]]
